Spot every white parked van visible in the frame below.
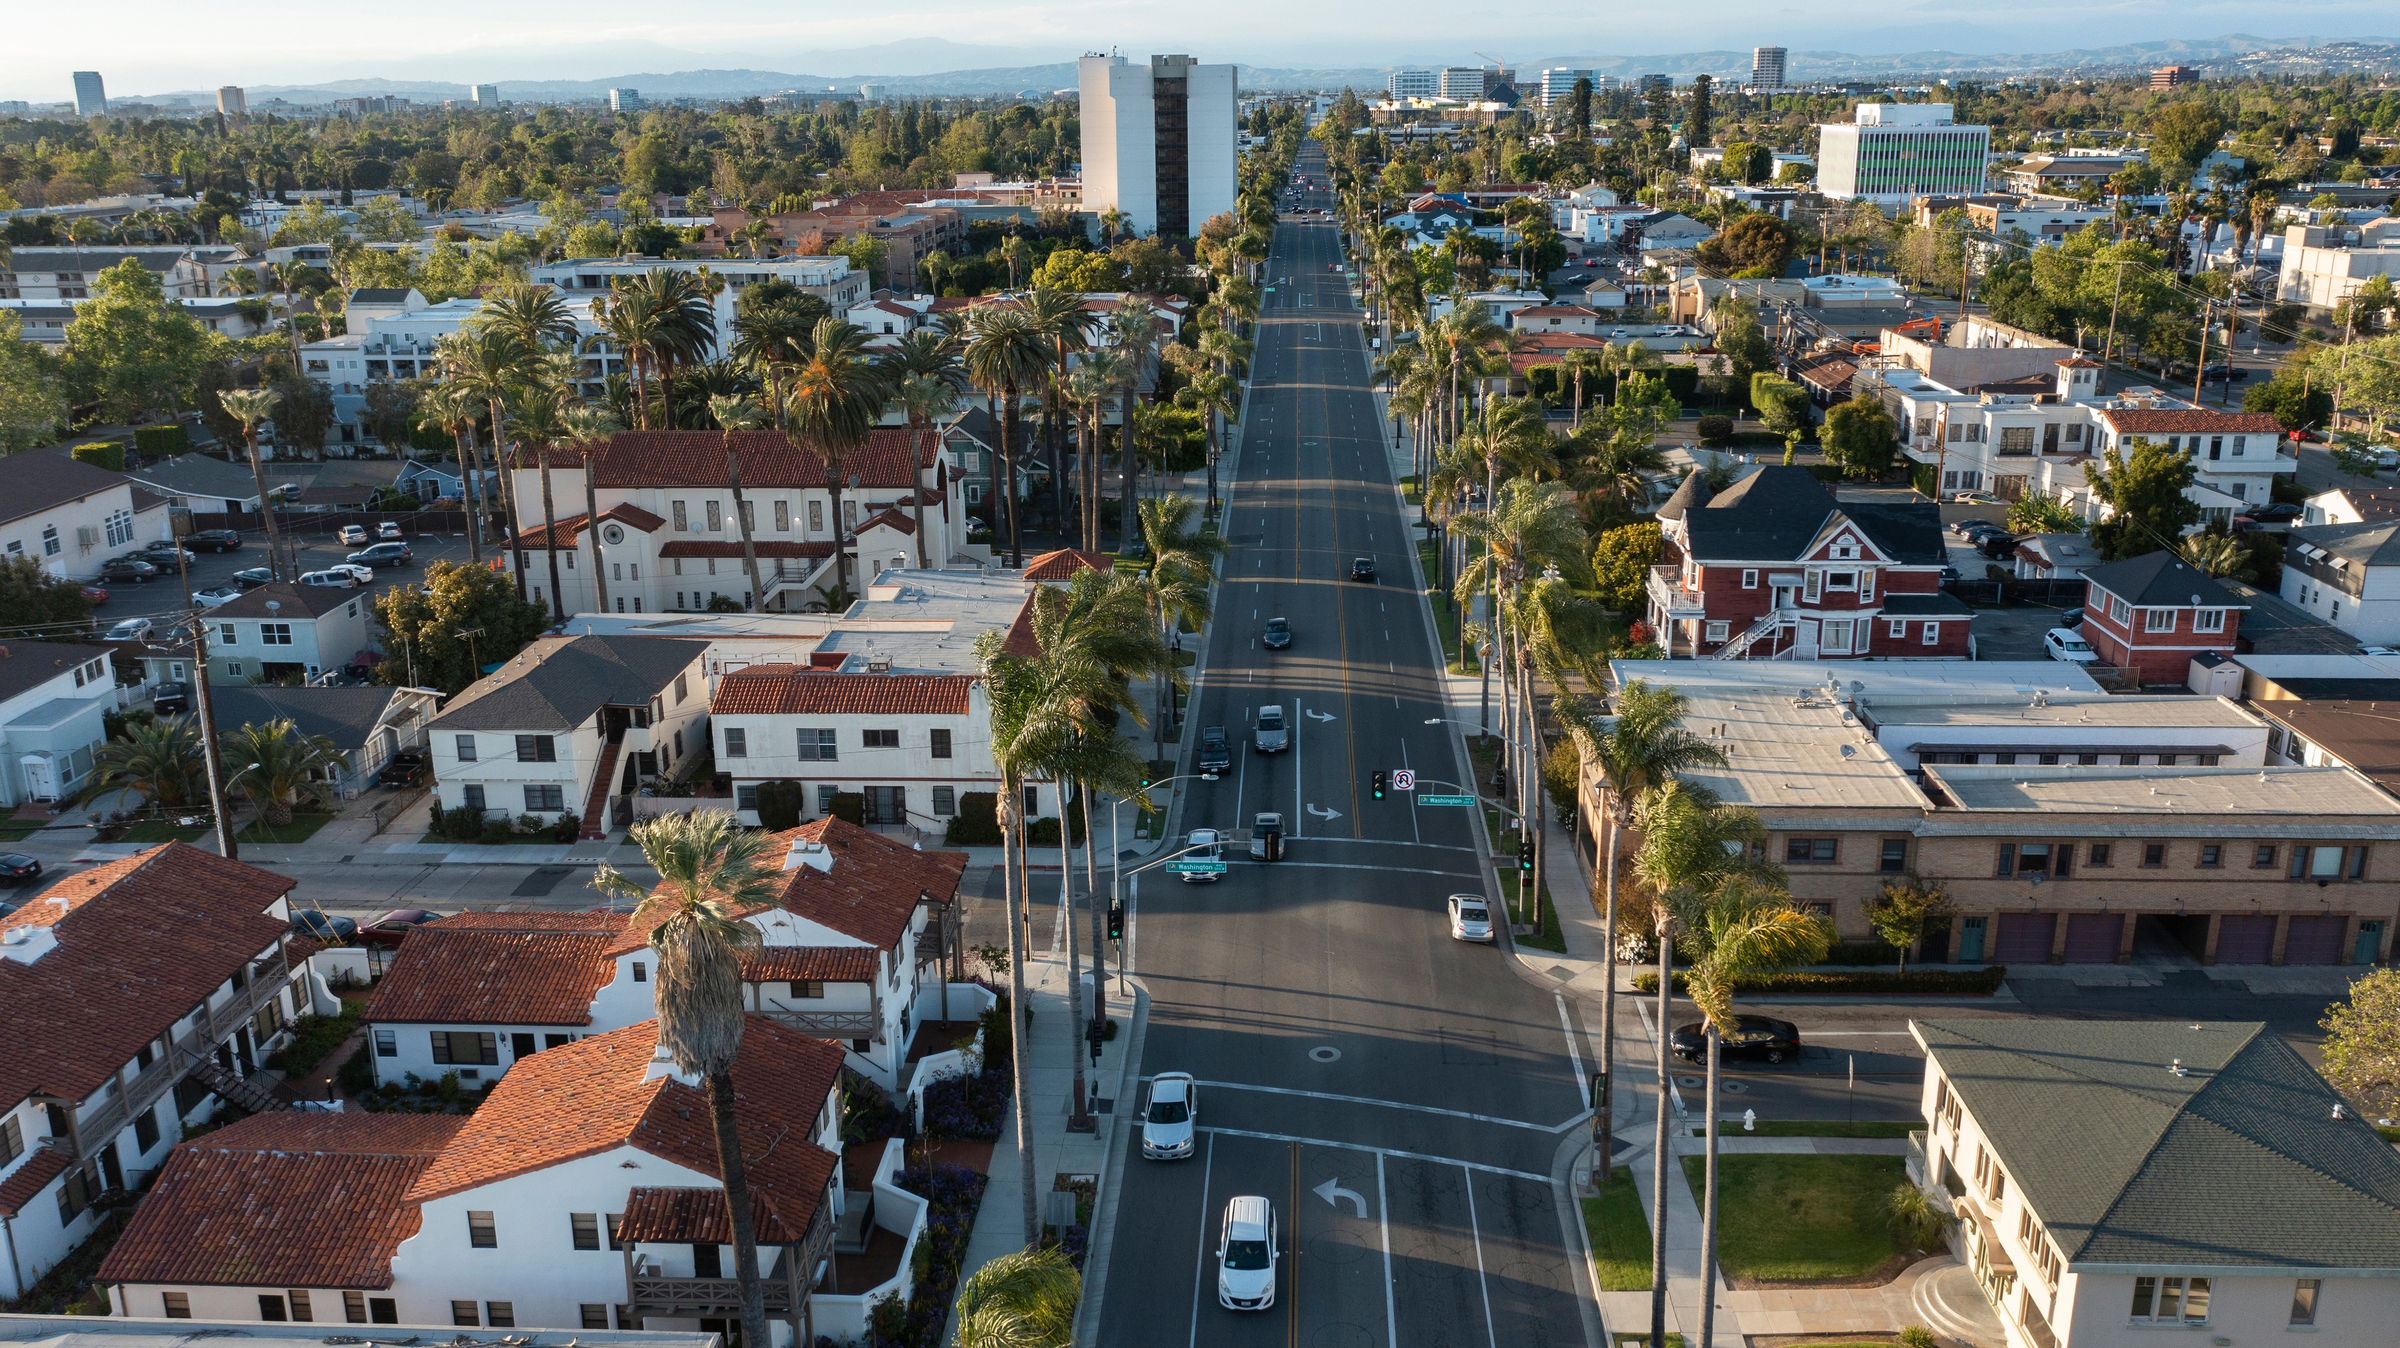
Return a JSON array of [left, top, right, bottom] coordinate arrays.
[[297, 569, 358, 589]]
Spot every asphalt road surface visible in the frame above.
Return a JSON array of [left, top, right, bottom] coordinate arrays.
[[1093, 145, 1601, 1348]]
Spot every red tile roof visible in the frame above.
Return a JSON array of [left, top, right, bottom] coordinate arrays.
[[509, 504, 669, 549], [1514, 305, 1601, 319], [406, 1018, 840, 1244], [619, 1186, 799, 1245], [739, 946, 882, 984], [98, 1113, 463, 1289], [756, 817, 969, 950], [362, 915, 630, 1026], [588, 429, 935, 490], [658, 540, 836, 559], [2055, 357, 2104, 368], [0, 1148, 68, 1217], [0, 843, 295, 1109], [1021, 548, 1115, 581], [2099, 409, 2282, 435], [713, 671, 973, 717], [860, 507, 916, 535]]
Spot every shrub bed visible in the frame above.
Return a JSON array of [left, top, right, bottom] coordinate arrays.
[[922, 1067, 1012, 1140], [855, 1161, 991, 1348], [1634, 967, 2007, 996]]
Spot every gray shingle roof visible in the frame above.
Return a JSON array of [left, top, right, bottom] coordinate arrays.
[[2081, 551, 2244, 610], [1918, 1019, 2400, 1270], [125, 453, 265, 503], [208, 684, 405, 754], [431, 635, 707, 732], [0, 451, 136, 530], [2291, 520, 2400, 568], [1675, 466, 1946, 565]]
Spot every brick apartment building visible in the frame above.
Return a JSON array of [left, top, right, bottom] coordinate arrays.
[[2079, 552, 2245, 683], [1649, 464, 1974, 659]]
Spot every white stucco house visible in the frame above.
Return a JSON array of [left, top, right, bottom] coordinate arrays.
[[0, 641, 121, 805], [0, 449, 173, 582], [711, 669, 995, 833], [2281, 522, 2400, 646]]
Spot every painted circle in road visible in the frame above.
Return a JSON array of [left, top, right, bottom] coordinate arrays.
[[1309, 1045, 1342, 1063], [1720, 1080, 1750, 1094], [1675, 1075, 1703, 1089], [1309, 1234, 1370, 1265]]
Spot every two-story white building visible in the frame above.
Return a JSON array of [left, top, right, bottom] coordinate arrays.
[[205, 583, 378, 687], [711, 669, 991, 833], [0, 843, 322, 1300], [0, 451, 173, 583], [428, 635, 710, 840], [526, 255, 868, 353], [1910, 1018, 2400, 1348], [0, 641, 121, 806], [2281, 522, 2400, 646]]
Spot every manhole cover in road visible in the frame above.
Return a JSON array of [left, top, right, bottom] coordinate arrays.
[[1309, 1324, 1373, 1348], [1310, 1046, 1343, 1063]]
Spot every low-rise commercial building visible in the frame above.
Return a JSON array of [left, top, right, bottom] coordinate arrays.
[[2276, 219, 2400, 316]]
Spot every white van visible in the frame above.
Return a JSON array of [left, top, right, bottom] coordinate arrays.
[[297, 569, 358, 589], [1216, 1195, 1277, 1310]]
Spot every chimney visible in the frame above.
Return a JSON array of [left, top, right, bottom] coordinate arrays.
[[643, 1039, 701, 1088], [0, 924, 58, 965], [782, 840, 834, 873]]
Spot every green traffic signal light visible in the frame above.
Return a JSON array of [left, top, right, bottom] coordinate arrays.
[[1107, 900, 1125, 940], [1371, 770, 1387, 800]]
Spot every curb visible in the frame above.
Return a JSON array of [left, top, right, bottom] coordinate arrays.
[[1070, 980, 1149, 1345]]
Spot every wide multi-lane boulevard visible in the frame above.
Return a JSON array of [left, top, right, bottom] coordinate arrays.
[[1094, 143, 1604, 1348]]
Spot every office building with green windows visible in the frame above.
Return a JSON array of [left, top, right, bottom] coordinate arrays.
[[1815, 103, 1991, 206]]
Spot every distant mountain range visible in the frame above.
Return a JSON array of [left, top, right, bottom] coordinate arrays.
[[111, 33, 2400, 108]]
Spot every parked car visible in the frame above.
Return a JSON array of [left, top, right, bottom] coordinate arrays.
[[104, 617, 154, 643], [0, 854, 43, 888], [1949, 490, 2000, 505], [1976, 532, 2024, 560], [1142, 1072, 1199, 1160], [80, 584, 107, 607], [1180, 829, 1225, 884], [152, 681, 190, 714], [358, 907, 442, 948], [289, 911, 357, 943], [2044, 627, 2099, 664], [377, 750, 427, 788], [346, 542, 413, 568], [338, 524, 369, 546], [2060, 607, 2085, 629], [1350, 556, 1376, 582], [297, 569, 360, 589], [1216, 1196, 1279, 1310], [186, 529, 244, 553], [231, 567, 274, 589], [377, 521, 404, 541], [1263, 616, 1291, 649], [98, 557, 159, 583], [1198, 726, 1232, 774], [1671, 1014, 1803, 1064], [1448, 893, 1494, 943], [1255, 704, 1289, 754], [2200, 365, 2251, 384], [192, 585, 244, 608], [330, 563, 374, 583], [139, 542, 195, 567], [1947, 519, 1991, 538]]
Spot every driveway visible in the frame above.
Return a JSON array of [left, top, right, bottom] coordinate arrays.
[[1972, 604, 2069, 663]]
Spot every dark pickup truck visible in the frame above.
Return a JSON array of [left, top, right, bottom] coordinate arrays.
[[1198, 726, 1232, 775], [377, 750, 427, 788]]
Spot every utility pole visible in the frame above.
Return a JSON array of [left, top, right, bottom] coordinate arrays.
[[2192, 300, 2212, 407], [172, 518, 238, 859], [2102, 258, 2130, 369]]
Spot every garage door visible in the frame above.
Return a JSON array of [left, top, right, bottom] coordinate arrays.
[[2063, 914, 2124, 964], [1993, 913, 2057, 965], [2215, 914, 2275, 965], [2284, 915, 2347, 966]]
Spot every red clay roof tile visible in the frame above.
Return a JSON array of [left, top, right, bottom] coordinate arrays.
[[1021, 548, 1115, 580], [738, 946, 881, 985], [588, 429, 934, 490], [362, 922, 625, 1026], [2099, 409, 2282, 435], [712, 671, 973, 717]]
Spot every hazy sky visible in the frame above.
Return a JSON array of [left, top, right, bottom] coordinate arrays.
[[8, 0, 2396, 99]]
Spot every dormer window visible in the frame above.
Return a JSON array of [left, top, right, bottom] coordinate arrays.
[[1833, 544, 1859, 560]]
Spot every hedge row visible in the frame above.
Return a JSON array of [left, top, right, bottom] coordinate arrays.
[[1632, 966, 2009, 996]]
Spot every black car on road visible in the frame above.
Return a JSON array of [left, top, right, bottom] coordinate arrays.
[[186, 530, 244, 553], [98, 557, 159, 583], [1198, 726, 1232, 775], [1350, 557, 1376, 582], [232, 567, 274, 590], [1263, 617, 1291, 649], [1671, 1014, 1803, 1064], [0, 854, 42, 887]]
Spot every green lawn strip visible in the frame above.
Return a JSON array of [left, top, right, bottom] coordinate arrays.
[[1679, 1154, 1906, 1281], [1583, 1166, 1654, 1292], [1417, 535, 1466, 671], [1400, 475, 1421, 505], [237, 812, 337, 846], [118, 821, 210, 843], [1498, 871, 1566, 953], [0, 825, 42, 842], [1696, 1121, 1918, 1138]]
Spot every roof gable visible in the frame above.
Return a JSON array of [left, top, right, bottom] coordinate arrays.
[[2082, 552, 2245, 610], [362, 920, 625, 1026], [431, 635, 707, 732]]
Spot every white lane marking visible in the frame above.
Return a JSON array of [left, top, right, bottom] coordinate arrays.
[[1187, 1131, 1214, 1348], [1463, 1167, 1498, 1348], [1184, 1079, 1578, 1133], [1314, 1175, 1369, 1218], [1557, 993, 1589, 1107], [1377, 1152, 1398, 1348], [1267, 835, 1475, 854], [1294, 694, 1305, 841]]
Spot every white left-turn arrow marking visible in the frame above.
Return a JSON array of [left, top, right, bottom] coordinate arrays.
[[1313, 1177, 1368, 1219]]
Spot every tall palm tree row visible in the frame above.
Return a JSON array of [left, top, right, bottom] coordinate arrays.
[[783, 317, 891, 607], [879, 329, 968, 571], [963, 305, 1051, 567], [1024, 286, 1098, 536], [217, 388, 293, 581]]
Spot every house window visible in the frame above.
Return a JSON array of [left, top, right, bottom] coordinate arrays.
[[524, 784, 565, 812], [582, 1306, 610, 1330], [1704, 621, 1729, 643], [2131, 1276, 2210, 1324], [809, 500, 825, 532], [672, 501, 689, 530], [259, 1296, 289, 1322], [288, 1291, 314, 1322], [435, 1033, 500, 1066], [1890, 620, 1907, 639], [134, 1104, 160, 1153], [487, 1304, 515, 1329], [260, 622, 293, 645], [1879, 839, 1908, 873], [2194, 609, 2225, 633], [724, 728, 747, 758], [2291, 1279, 2320, 1327], [705, 501, 723, 531], [607, 1214, 626, 1251], [452, 1302, 480, 1327], [632, 961, 647, 982], [345, 1292, 368, 1324], [1826, 571, 1857, 590], [163, 1293, 190, 1319], [931, 728, 952, 759], [2107, 594, 2131, 624], [0, 1116, 19, 1164], [774, 501, 791, 531], [675, 673, 689, 704], [42, 525, 58, 556], [1922, 623, 1940, 645], [1824, 619, 1853, 653], [736, 784, 759, 811], [515, 735, 557, 762], [2199, 844, 2223, 868], [790, 980, 826, 999], [467, 1210, 498, 1248], [1785, 838, 1837, 863], [370, 1299, 397, 1324], [1741, 569, 1758, 589], [456, 734, 476, 762], [863, 728, 899, 748], [2143, 608, 2176, 633], [797, 728, 838, 760], [933, 786, 956, 815], [2144, 843, 2167, 866], [1804, 571, 1822, 601], [572, 1213, 602, 1251], [2254, 844, 2277, 868]]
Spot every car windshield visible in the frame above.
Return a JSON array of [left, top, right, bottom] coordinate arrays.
[[1149, 1099, 1190, 1124], [1267, 619, 1287, 632], [1224, 1239, 1270, 1271], [1259, 710, 1283, 729], [1458, 906, 1487, 922]]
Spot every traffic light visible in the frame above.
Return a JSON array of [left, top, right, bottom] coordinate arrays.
[[1140, 767, 1153, 789], [1371, 770, 1387, 800], [1519, 850, 1536, 880], [1107, 900, 1125, 940]]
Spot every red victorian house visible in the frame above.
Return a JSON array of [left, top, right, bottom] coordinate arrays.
[[2077, 551, 2246, 683], [1649, 465, 1973, 660]]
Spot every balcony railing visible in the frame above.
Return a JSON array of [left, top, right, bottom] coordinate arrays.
[[626, 1209, 834, 1318], [1646, 566, 1707, 618]]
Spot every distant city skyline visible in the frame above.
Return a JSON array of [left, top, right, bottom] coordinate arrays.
[[8, 3, 2398, 105]]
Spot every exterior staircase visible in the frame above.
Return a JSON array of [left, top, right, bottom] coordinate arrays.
[[1710, 608, 1792, 661], [188, 1057, 285, 1116], [580, 741, 622, 841]]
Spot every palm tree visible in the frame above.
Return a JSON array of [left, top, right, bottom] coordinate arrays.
[[590, 812, 779, 1348], [218, 388, 292, 581], [1025, 286, 1098, 536], [881, 329, 967, 569], [592, 285, 668, 430], [1069, 348, 1130, 550], [1106, 300, 1167, 550], [474, 282, 581, 359], [1561, 347, 1606, 429], [440, 326, 536, 600], [709, 394, 771, 609], [783, 317, 889, 603], [81, 717, 205, 811], [507, 383, 578, 619], [1174, 367, 1240, 518], [730, 296, 824, 425], [1135, 495, 1221, 752], [412, 381, 487, 564], [558, 406, 619, 613], [266, 260, 312, 365], [964, 305, 1052, 567], [952, 1246, 1079, 1348], [223, 719, 345, 828]]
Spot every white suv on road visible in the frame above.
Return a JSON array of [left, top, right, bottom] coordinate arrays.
[[1217, 1196, 1277, 1310]]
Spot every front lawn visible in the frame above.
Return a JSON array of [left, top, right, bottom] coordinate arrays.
[[1679, 1153, 1909, 1282], [238, 812, 337, 846], [1582, 1165, 1653, 1291], [120, 820, 210, 843]]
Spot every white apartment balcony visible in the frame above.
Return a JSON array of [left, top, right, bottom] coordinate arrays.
[[1647, 566, 1706, 620]]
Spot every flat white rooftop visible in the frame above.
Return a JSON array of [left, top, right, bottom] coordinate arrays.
[[1859, 695, 2265, 731], [1666, 687, 1928, 812], [1926, 765, 2400, 817], [1611, 660, 2103, 700]]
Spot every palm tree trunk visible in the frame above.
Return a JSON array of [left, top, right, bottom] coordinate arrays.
[[454, 425, 483, 565], [1046, 367, 1071, 543], [1524, 654, 1544, 933], [1001, 384, 1024, 567], [1700, 1023, 1722, 1348], [705, 1069, 773, 1348], [826, 453, 850, 604], [583, 450, 611, 614], [909, 416, 932, 569], [239, 429, 291, 582], [1598, 807, 1619, 1123], [1118, 388, 1141, 549], [489, 398, 531, 602], [1002, 789, 1039, 1248], [1085, 783, 1106, 1035], [1063, 776, 1092, 1131], [727, 438, 765, 610], [538, 444, 564, 619], [1650, 918, 1674, 1348]]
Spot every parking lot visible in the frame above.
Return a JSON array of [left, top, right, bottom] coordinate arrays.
[[94, 510, 482, 639]]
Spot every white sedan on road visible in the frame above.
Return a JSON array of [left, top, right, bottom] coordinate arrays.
[[1181, 829, 1224, 883], [1142, 1072, 1198, 1160], [1448, 894, 1495, 942]]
